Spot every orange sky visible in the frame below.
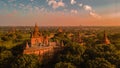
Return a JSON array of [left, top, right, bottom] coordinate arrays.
[[0, 11, 120, 26]]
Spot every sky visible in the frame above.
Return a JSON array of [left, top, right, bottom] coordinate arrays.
[[0, 0, 120, 26]]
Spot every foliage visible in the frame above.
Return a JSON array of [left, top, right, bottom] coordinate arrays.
[[11, 54, 41, 68], [83, 44, 120, 68], [86, 58, 115, 68], [0, 50, 13, 68], [55, 62, 76, 68], [56, 42, 86, 67], [0, 27, 120, 68]]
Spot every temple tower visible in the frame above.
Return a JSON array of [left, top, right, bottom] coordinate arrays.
[[32, 23, 41, 38], [43, 35, 49, 46], [58, 27, 63, 33], [31, 23, 43, 46], [78, 33, 84, 45], [25, 41, 29, 49], [78, 33, 83, 43], [103, 31, 111, 44], [9, 27, 16, 34]]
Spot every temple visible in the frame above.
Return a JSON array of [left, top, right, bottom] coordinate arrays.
[[72, 32, 85, 45], [23, 23, 63, 59], [30, 23, 47, 47], [23, 24, 63, 56], [9, 27, 16, 34], [23, 24, 111, 60], [58, 27, 63, 33], [103, 31, 111, 44]]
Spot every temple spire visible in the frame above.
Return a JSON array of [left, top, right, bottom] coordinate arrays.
[[32, 23, 41, 38], [78, 33, 83, 43], [34, 23, 39, 32], [60, 41, 64, 47], [25, 41, 29, 49], [103, 31, 110, 45], [9, 27, 16, 33], [58, 27, 63, 33]]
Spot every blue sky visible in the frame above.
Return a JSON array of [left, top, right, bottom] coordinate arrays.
[[0, 0, 119, 15], [0, 0, 120, 26]]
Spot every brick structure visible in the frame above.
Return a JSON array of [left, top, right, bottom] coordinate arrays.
[[23, 23, 63, 60], [58, 27, 63, 33], [9, 27, 16, 34], [103, 31, 111, 44], [72, 32, 85, 45], [31, 23, 44, 47]]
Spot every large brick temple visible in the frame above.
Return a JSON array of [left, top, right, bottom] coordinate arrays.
[[23, 23, 63, 58]]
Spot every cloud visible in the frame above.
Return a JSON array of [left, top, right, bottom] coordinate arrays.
[[83, 5, 101, 18], [58, 0, 64, 6], [78, 3, 101, 18], [70, 0, 76, 5], [34, 6, 40, 11], [83, 5, 92, 11], [19, 3, 25, 7], [47, 0, 65, 9], [34, 6, 46, 12], [89, 12, 101, 18], [30, 0, 34, 2], [8, 0, 15, 2], [78, 3, 83, 7], [71, 9, 78, 14], [48, 0, 56, 5]]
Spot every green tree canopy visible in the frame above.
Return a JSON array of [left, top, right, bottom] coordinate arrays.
[[11, 54, 41, 68], [86, 58, 115, 68], [55, 62, 76, 68]]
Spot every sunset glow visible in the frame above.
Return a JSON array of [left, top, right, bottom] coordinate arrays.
[[0, 0, 120, 26]]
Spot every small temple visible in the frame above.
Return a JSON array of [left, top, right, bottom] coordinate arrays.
[[58, 27, 63, 33], [103, 31, 111, 45], [9, 27, 16, 34], [77, 33, 85, 45], [72, 32, 85, 45]]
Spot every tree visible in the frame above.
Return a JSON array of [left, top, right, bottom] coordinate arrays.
[[1, 36, 10, 41], [83, 44, 117, 60], [0, 46, 7, 53], [0, 50, 13, 68], [11, 54, 41, 68], [57, 42, 86, 67], [86, 58, 115, 68], [83, 44, 120, 68], [55, 62, 76, 68]]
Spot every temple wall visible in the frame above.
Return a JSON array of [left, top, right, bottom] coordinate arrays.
[[31, 37, 43, 45]]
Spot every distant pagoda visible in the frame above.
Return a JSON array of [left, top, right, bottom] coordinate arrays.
[[103, 31, 111, 45], [58, 27, 63, 33], [9, 27, 16, 34], [72, 32, 84, 45]]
